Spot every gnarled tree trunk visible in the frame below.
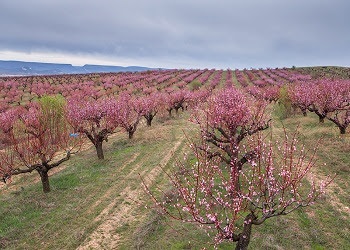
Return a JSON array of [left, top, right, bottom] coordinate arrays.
[[339, 126, 346, 134], [314, 111, 326, 123], [95, 140, 104, 160], [235, 213, 255, 250], [301, 107, 307, 117], [145, 114, 154, 126], [127, 122, 139, 139], [128, 130, 135, 139], [37, 169, 50, 193]]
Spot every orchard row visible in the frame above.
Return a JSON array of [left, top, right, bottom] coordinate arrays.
[[0, 66, 347, 193], [0, 67, 311, 110]]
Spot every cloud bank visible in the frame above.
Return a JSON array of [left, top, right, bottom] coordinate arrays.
[[0, 0, 349, 69]]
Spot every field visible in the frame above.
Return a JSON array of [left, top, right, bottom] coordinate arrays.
[[0, 67, 349, 249]]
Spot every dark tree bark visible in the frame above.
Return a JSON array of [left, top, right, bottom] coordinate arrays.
[[235, 213, 255, 250], [327, 115, 349, 134], [144, 113, 155, 126], [127, 122, 139, 139], [338, 126, 346, 134], [146, 117, 153, 126], [37, 169, 50, 193], [8, 152, 72, 193], [128, 130, 135, 139], [308, 106, 326, 123], [86, 132, 107, 160], [174, 103, 184, 114], [314, 110, 326, 123], [301, 108, 307, 117], [95, 140, 104, 160], [318, 116, 325, 123]]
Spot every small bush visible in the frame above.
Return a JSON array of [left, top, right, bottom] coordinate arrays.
[[275, 85, 293, 120]]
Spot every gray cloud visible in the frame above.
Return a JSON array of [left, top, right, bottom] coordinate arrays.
[[0, 0, 349, 68]]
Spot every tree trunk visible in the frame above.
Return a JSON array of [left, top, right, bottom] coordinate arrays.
[[145, 115, 153, 126], [315, 112, 325, 123], [327, 116, 347, 135], [128, 130, 135, 139], [301, 108, 307, 116], [168, 109, 172, 117], [235, 214, 254, 250], [127, 123, 138, 139], [38, 169, 50, 193], [95, 140, 104, 160], [339, 126, 346, 134]]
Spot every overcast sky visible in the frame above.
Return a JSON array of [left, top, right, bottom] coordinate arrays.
[[0, 0, 349, 69]]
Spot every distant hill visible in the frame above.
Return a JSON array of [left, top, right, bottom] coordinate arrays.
[[0, 60, 155, 76]]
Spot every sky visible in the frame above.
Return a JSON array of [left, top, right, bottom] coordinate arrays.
[[0, 0, 349, 69]]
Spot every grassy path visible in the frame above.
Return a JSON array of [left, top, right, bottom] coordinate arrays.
[[77, 138, 184, 249]]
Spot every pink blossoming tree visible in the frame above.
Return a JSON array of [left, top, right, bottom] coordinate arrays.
[[0, 96, 83, 193], [66, 96, 120, 159], [117, 93, 143, 139], [133, 93, 161, 127], [144, 87, 332, 249], [163, 90, 191, 117], [290, 79, 350, 133]]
